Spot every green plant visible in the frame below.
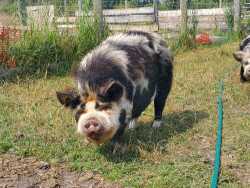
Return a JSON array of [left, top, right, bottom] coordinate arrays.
[[8, 16, 109, 77], [75, 16, 109, 59], [104, 0, 153, 9], [239, 17, 250, 38], [225, 6, 234, 33], [189, 10, 198, 41], [158, 0, 180, 10], [172, 10, 198, 52], [9, 28, 75, 76]]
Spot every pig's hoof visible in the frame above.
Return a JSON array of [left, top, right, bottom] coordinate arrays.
[[152, 120, 162, 128], [112, 142, 127, 154], [128, 119, 137, 129]]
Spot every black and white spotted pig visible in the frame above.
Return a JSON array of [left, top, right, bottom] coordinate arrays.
[[233, 35, 250, 82], [56, 31, 173, 145]]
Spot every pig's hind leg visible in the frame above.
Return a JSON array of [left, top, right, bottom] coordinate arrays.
[[152, 62, 173, 128]]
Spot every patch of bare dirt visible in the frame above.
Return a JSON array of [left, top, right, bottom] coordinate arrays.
[[0, 13, 19, 26], [0, 154, 122, 188], [227, 164, 250, 186]]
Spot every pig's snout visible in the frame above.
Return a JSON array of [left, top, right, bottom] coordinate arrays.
[[84, 118, 104, 139], [84, 119, 100, 129]]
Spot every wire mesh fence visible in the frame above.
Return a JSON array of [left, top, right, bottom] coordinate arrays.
[[0, 0, 246, 73], [0, 1, 247, 40]]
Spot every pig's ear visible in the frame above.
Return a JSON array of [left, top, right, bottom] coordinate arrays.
[[233, 51, 245, 62], [56, 89, 80, 109], [99, 80, 123, 102]]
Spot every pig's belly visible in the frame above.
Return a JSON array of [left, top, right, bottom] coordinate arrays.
[[131, 86, 156, 119]]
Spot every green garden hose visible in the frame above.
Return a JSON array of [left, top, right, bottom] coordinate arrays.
[[210, 80, 224, 188]]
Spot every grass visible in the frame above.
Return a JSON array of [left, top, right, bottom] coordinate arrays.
[[0, 41, 250, 187], [7, 16, 109, 77]]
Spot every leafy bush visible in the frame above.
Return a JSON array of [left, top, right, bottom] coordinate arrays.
[[8, 17, 109, 77], [9, 29, 74, 75]]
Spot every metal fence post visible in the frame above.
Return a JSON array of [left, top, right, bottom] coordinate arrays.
[[64, 0, 67, 8], [153, 0, 159, 31], [78, 0, 83, 16], [63, 0, 67, 15], [234, 0, 240, 32], [180, 0, 188, 33], [18, 0, 27, 26], [93, 0, 104, 34]]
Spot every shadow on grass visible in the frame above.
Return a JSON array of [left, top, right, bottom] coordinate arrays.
[[98, 110, 209, 163]]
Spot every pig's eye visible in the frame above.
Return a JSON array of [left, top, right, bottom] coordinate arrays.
[[243, 61, 249, 65], [80, 103, 85, 109], [75, 109, 86, 122], [98, 82, 123, 102], [95, 102, 111, 110]]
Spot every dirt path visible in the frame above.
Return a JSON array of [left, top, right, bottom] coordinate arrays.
[[0, 154, 122, 188]]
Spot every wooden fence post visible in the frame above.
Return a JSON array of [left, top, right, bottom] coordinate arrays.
[[180, 0, 188, 33], [153, 0, 159, 30], [93, 0, 104, 34], [234, 0, 240, 32], [18, 0, 27, 26]]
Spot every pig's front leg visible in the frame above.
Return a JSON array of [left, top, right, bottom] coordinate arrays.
[[111, 123, 127, 154]]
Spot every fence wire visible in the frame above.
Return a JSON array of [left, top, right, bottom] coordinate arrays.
[[0, 1, 247, 39]]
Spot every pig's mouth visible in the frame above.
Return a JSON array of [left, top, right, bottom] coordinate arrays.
[[85, 126, 116, 144], [243, 73, 250, 81], [87, 131, 103, 140]]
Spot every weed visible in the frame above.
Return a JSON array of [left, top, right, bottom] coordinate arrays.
[[8, 16, 109, 78], [172, 10, 198, 52], [224, 5, 234, 33]]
